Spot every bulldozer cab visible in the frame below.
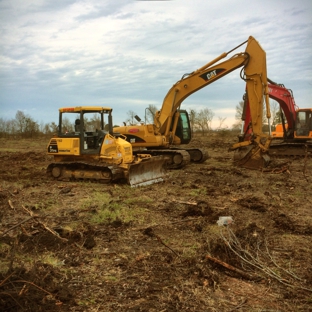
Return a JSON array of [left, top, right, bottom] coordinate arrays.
[[57, 106, 112, 154]]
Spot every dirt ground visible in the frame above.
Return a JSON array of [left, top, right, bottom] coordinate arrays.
[[0, 134, 311, 312]]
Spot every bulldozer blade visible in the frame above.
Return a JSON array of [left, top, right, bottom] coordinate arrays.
[[128, 156, 167, 187], [233, 145, 270, 170]]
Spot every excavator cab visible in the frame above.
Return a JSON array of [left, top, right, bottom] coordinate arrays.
[[174, 110, 192, 144], [295, 110, 312, 139]]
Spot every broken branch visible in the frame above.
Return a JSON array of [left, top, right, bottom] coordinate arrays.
[[1, 216, 36, 237], [206, 254, 259, 280], [171, 199, 197, 206], [20, 205, 67, 242], [8, 200, 14, 209]]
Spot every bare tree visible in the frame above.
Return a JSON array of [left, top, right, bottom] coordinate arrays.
[[49, 122, 58, 134], [62, 117, 74, 133], [6, 119, 17, 135], [235, 100, 244, 121], [15, 110, 39, 137], [0, 118, 8, 138], [195, 108, 214, 135], [274, 109, 285, 126], [25, 118, 39, 137], [145, 104, 158, 124], [15, 110, 28, 134], [269, 100, 279, 128], [0, 112, 55, 137], [125, 110, 138, 125], [232, 100, 244, 129], [233, 99, 279, 131], [188, 109, 196, 134], [43, 123, 51, 135], [217, 116, 227, 130]]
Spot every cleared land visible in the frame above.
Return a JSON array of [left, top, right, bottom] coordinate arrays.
[[0, 134, 311, 311]]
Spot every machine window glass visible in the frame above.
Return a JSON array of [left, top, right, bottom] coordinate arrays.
[[180, 112, 191, 141], [83, 112, 103, 132], [60, 113, 80, 134]]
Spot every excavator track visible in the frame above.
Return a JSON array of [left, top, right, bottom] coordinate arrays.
[[133, 148, 209, 169], [268, 141, 312, 157], [177, 147, 209, 163], [134, 149, 191, 169]]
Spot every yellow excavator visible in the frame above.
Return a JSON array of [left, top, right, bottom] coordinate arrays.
[[46, 106, 167, 187], [114, 36, 272, 170]]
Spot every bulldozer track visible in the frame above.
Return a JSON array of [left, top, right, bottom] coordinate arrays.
[[46, 162, 124, 183], [47, 155, 167, 187]]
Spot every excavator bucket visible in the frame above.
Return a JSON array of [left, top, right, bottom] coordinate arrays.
[[127, 156, 167, 187], [233, 145, 270, 170]]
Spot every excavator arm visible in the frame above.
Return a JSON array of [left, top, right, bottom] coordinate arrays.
[[267, 80, 297, 131], [155, 36, 271, 136], [155, 48, 249, 135]]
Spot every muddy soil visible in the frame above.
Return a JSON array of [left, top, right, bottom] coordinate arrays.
[[0, 135, 311, 311]]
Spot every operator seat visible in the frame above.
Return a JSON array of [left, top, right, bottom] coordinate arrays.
[[75, 119, 80, 132]]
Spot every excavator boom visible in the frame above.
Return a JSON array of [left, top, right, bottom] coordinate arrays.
[[156, 47, 249, 136], [155, 36, 270, 138]]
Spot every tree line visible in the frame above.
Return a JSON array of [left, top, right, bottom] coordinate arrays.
[[124, 100, 283, 135], [124, 104, 218, 135], [234, 100, 284, 130], [0, 106, 219, 139], [0, 111, 57, 138], [0, 110, 106, 138], [0, 101, 282, 138]]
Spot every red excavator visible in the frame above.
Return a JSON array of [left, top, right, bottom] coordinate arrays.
[[240, 79, 312, 155]]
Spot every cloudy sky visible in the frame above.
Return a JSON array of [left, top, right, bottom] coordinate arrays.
[[1, 0, 311, 128]]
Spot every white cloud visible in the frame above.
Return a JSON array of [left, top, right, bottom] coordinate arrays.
[[0, 0, 311, 128]]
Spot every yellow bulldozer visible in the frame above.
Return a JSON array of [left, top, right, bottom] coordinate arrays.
[[47, 106, 167, 187]]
